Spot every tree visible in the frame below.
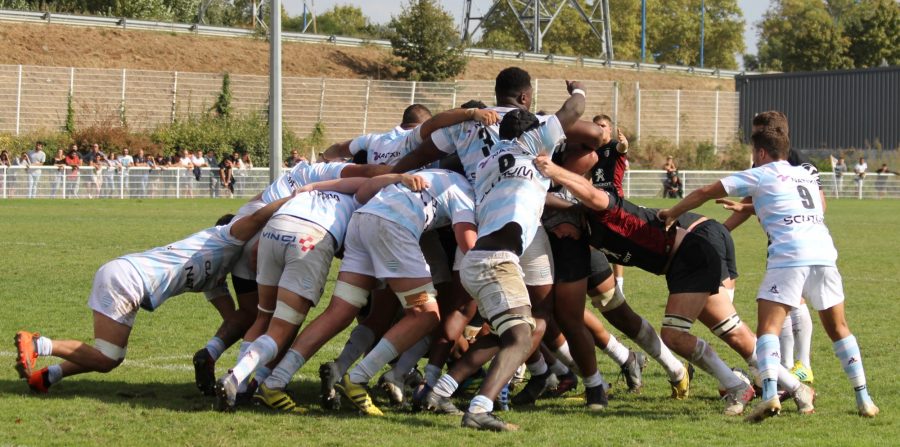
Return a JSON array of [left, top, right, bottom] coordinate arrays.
[[756, 0, 853, 72], [316, 5, 370, 36], [644, 0, 744, 69], [388, 0, 467, 82], [213, 72, 232, 120], [844, 0, 900, 68], [476, 0, 606, 57]]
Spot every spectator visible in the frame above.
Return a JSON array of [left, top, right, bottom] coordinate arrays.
[[663, 155, 678, 178], [284, 149, 303, 168], [205, 150, 219, 168], [832, 156, 847, 197], [105, 153, 120, 198], [82, 143, 105, 165], [179, 149, 195, 198], [204, 150, 220, 197], [89, 153, 105, 199], [65, 145, 81, 198], [0, 150, 10, 196], [236, 153, 252, 195], [131, 148, 147, 198], [191, 149, 207, 182], [875, 163, 891, 199], [51, 148, 66, 198], [26, 141, 46, 198], [12, 152, 31, 197], [218, 158, 235, 198], [663, 173, 684, 198]]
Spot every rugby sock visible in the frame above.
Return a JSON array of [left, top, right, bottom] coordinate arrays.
[[205, 337, 226, 361], [756, 334, 781, 401], [468, 394, 493, 414], [391, 336, 431, 378], [232, 335, 277, 384], [47, 364, 63, 384], [349, 339, 399, 384], [615, 276, 624, 293], [551, 342, 578, 372], [264, 349, 305, 390], [336, 325, 375, 376], [255, 366, 272, 385], [549, 358, 570, 376], [433, 375, 459, 398], [792, 305, 814, 370], [691, 338, 743, 391], [425, 364, 442, 387], [634, 319, 683, 381], [833, 335, 873, 405], [779, 314, 795, 368], [35, 336, 53, 356], [583, 371, 606, 389], [526, 357, 549, 376], [238, 341, 251, 360], [602, 334, 630, 366]]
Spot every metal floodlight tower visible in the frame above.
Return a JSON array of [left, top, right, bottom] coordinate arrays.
[[198, 0, 267, 30], [462, 0, 613, 62]]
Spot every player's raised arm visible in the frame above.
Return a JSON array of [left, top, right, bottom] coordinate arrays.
[[535, 154, 609, 211], [720, 196, 755, 231], [554, 80, 587, 130], [418, 108, 500, 140]]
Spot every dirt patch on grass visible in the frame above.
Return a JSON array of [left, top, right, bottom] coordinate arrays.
[[0, 22, 733, 91]]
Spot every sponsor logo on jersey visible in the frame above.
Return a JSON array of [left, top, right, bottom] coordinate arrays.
[[769, 284, 779, 294], [372, 151, 402, 162], [783, 214, 825, 225]]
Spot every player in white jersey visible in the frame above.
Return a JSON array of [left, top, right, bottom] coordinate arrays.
[[322, 104, 499, 166], [421, 83, 584, 431], [213, 173, 426, 411], [248, 170, 477, 414], [659, 127, 878, 421], [13, 195, 295, 394]]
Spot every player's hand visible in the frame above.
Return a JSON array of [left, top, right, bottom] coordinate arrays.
[[566, 80, 586, 94], [657, 209, 677, 229], [473, 109, 500, 126], [296, 183, 315, 194], [534, 154, 560, 178], [550, 222, 582, 240], [715, 198, 749, 213], [401, 174, 430, 191], [617, 128, 629, 151]]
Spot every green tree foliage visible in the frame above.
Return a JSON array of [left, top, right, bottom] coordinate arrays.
[[843, 0, 900, 68], [316, 5, 369, 36], [213, 72, 232, 120], [388, 0, 467, 81], [756, 0, 854, 71], [3, 0, 202, 22]]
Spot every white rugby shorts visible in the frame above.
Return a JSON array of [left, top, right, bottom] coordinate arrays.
[[256, 215, 334, 306], [460, 250, 530, 321], [88, 259, 145, 327], [340, 213, 432, 280], [757, 265, 845, 311]]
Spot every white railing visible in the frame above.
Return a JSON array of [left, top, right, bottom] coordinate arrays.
[[0, 9, 748, 79], [1, 166, 896, 200]]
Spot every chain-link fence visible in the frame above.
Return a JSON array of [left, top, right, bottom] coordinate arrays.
[[0, 64, 739, 148], [2, 166, 896, 200]]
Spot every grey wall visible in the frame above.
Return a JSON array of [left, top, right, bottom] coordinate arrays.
[[736, 67, 900, 151]]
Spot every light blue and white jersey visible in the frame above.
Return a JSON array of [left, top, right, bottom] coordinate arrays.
[[720, 160, 837, 268], [473, 116, 566, 250], [434, 106, 559, 185], [120, 223, 244, 310], [350, 125, 425, 166], [260, 161, 349, 203], [275, 190, 361, 247], [359, 169, 476, 238]]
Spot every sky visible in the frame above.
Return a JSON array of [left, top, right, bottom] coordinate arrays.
[[283, 0, 771, 66]]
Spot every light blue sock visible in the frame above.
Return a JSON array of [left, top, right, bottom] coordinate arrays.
[[468, 394, 493, 414], [756, 334, 781, 401], [833, 335, 872, 405]]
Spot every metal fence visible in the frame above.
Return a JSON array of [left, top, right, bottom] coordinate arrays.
[[2, 166, 896, 200], [0, 64, 740, 148]]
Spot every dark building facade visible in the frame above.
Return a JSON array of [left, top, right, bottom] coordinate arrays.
[[736, 67, 900, 151]]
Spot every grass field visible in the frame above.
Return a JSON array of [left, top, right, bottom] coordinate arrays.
[[1, 198, 897, 446]]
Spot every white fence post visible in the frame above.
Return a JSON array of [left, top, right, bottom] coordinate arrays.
[[613, 81, 619, 127], [317, 78, 326, 121], [635, 82, 641, 143], [451, 80, 458, 109], [714, 90, 720, 151], [410, 80, 417, 104], [176, 172, 180, 199], [171, 71, 178, 123], [121, 68, 127, 126], [1, 167, 6, 198], [69, 67, 75, 96], [15, 65, 22, 135], [675, 89, 681, 147], [120, 169, 125, 199], [533, 78, 539, 112], [62, 172, 66, 199], [362, 79, 371, 134]]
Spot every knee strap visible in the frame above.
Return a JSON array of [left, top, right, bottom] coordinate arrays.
[[273, 301, 307, 326], [333, 280, 370, 308], [662, 314, 694, 333], [491, 313, 536, 336], [95, 338, 127, 361], [396, 283, 437, 309], [257, 304, 275, 314], [711, 313, 742, 337], [590, 286, 626, 312]]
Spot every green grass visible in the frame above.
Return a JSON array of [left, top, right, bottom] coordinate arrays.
[[0, 198, 897, 446]]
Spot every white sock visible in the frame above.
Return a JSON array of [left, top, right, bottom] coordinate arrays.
[[349, 339, 399, 384], [602, 334, 630, 366], [791, 305, 813, 369], [634, 319, 683, 381], [690, 338, 742, 390], [232, 335, 277, 384], [391, 336, 431, 377], [615, 276, 624, 293], [425, 363, 442, 387], [35, 336, 53, 356], [551, 342, 578, 372], [779, 314, 795, 368], [433, 374, 458, 398], [336, 325, 375, 375], [264, 349, 305, 390], [205, 336, 226, 361], [47, 364, 63, 384], [583, 371, 606, 388], [526, 357, 549, 376], [833, 334, 872, 405], [468, 394, 493, 414], [549, 358, 570, 376]]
